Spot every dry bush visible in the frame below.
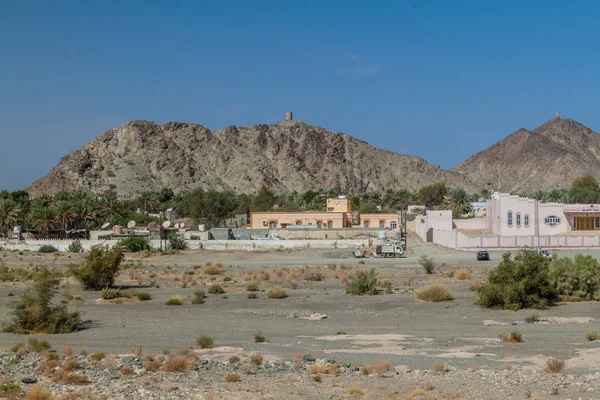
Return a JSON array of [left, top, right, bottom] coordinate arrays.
[[266, 286, 288, 299], [37, 359, 60, 376], [120, 367, 134, 376], [432, 362, 449, 373], [250, 353, 263, 365], [454, 269, 470, 280], [257, 269, 271, 281], [346, 387, 363, 395], [416, 284, 454, 302], [290, 268, 304, 279], [275, 270, 284, 278], [144, 360, 162, 372], [42, 351, 60, 361], [408, 389, 426, 399], [52, 370, 90, 385], [63, 346, 73, 357], [304, 270, 325, 281], [500, 364, 514, 371], [163, 356, 193, 373], [368, 359, 391, 376], [24, 385, 53, 400], [307, 364, 329, 375], [202, 265, 222, 275], [196, 335, 214, 348], [500, 331, 523, 343], [292, 352, 305, 362], [132, 345, 142, 357], [228, 356, 240, 364], [336, 270, 349, 284], [544, 358, 565, 374], [239, 363, 254, 375], [63, 359, 82, 372], [224, 372, 241, 382], [586, 329, 598, 341], [90, 352, 105, 361], [143, 354, 155, 361]]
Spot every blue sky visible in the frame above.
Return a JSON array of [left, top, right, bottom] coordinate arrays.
[[2, 0, 599, 191]]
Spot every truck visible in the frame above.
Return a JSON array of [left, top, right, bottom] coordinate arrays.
[[352, 243, 404, 258]]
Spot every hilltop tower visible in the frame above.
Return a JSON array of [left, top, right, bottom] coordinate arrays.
[[285, 111, 293, 121], [556, 111, 560, 119]]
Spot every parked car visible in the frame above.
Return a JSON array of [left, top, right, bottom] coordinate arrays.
[[476, 250, 490, 261], [535, 248, 552, 258]]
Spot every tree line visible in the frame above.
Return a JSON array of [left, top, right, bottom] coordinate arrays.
[[1, 175, 598, 234]]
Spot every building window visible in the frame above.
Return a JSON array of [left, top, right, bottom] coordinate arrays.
[[316, 221, 322, 228], [596, 217, 600, 229], [379, 221, 385, 229], [364, 221, 370, 228], [390, 221, 397, 230], [516, 213, 521, 227], [574, 217, 577, 230], [524, 214, 530, 227], [507, 211, 513, 227], [544, 216, 560, 227], [327, 207, 334, 212], [327, 220, 333, 228], [295, 220, 302, 226], [269, 221, 277, 229]]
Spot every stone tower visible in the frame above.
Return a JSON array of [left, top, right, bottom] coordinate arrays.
[[285, 111, 293, 121], [556, 111, 560, 119]]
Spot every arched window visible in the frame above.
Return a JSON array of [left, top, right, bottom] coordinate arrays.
[[516, 212, 521, 227], [316, 221, 322, 228], [545, 216, 560, 227], [295, 220, 302, 226], [390, 221, 397, 230], [327, 221, 333, 228], [269, 221, 277, 229], [364, 221, 370, 228], [379, 221, 385, 229], [524, 214, 530, 227], [507, 211, 513, 227]]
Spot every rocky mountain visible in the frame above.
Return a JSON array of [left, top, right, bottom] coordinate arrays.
[[26, 119, 478, 197], [453, 117, 600, 193]]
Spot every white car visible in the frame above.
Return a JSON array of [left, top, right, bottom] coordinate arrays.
[[535, 249, 552, 258]]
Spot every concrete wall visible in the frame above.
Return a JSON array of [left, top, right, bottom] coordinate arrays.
[[359, 213, 399, 229], [250, 212, 346, 229], [453, 218, 487, 231], [426, 210, 453, 231]]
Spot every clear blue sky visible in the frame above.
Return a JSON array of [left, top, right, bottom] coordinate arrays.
[[2, 0, 599, 191]]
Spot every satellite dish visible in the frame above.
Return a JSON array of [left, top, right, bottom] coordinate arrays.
[[174, 223, 180, 229], [162, 221, 171, 228], [101, 222, 110, 230], [127, 220, 136, 229], [180, 222, 185, 228]]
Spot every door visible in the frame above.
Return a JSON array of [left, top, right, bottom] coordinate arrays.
[[576, 216, 594, 230]]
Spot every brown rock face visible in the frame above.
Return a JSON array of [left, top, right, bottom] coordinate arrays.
[[453, 118, 600, 193], [26, 120, 478, 197]]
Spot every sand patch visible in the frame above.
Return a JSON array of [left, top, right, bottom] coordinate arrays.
[[564, 348, 600, 369]]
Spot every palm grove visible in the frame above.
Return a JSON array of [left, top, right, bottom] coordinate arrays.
[[1, 175, 599, 236]]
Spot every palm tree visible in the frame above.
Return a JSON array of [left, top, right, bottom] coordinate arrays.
[[99, 197, 123, 224], [73, 197, 98, 228], [0, 198, 19, 237], [447, 188, 472, 216], [140, 190, 156, 213], [547, 188, 568, 203], [31, 204, 55, 235], [53, 199, 75, 232]]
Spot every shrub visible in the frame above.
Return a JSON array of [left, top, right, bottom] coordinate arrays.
[[250, 353, 263, 365], [3, 269, 81, 334], [63, 346, 73, 357], [254, 331, 266, 343], [229, 355, 240, 363], [71, 248, 124, 290], [525, 314, 540, 324], [118, 236, 151, 253], [312, 374, 321, 382], [100, 287, 121, 300], [90, 352, 105, 361], [135, 292, 152, 301], [38, 245, 58, 254], [477, 250, 557, 310], [132, 345, 142, 357], [500, 364, 514, 371], [163, 356, 193, 372], [304, 270, 325, 281], [223, 276, 232, 282], [419, 255, 436, 274], [120, 367, 134, 376], [27, 337, 51, 352], [165, 296, 182, 306], [144, 359, 162, 371], [192, 290, 205, 304], [225, 372, 241, 382], [196, 335, 214, 348], [500, 331, 523, 343], [585, 329, 598, 341], [544, 358, 565, 374], [202, 265, 222, 275], [246, 284, 259, 291], [432, 361, 448, 373], [549, 254, 600, 301], [168, 236, 187, 251], [67, 239, 83, 254], [368, 359, 391, 376], [347, 387, 363, 395], [24, 385, 53, 400], [266, 286, 288, 299], [455, 269, 470, 280], [0, 383, 21, 399], [416, 283, 454, 302], [345, 268, 378, 295], [247, 293, 257, 299], [208, 284, 225, 294]]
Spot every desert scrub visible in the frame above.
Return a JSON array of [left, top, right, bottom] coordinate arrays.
[[27, 337, 51, 352], [304, 270, 325, 281], [454, 268, 470, 280], [345, 268, 378, 295], [196, 335, 214, 348], [163, 356, 194, 372], [544, 358, 565, 374], [477, 250, 557, 310], [250, 353, 263, 365], [586, 329, 598, 341], [266, 286, 288, 299], [4, 269, 81, 334], [0, 383, 21, 399], [71, 248, 124, 290], [415, 283, 454, 302], [367, 359, 391, 376], [225, 372, 241, 382], [135, 292, 152, 301], [38, 245, 58, 253], [90, 352, 106, 361], [118, 236, 151, 252], [202, 264, 222, 275], [191, 290, 206, 304], [549, 254, 600, 301], [168, 236, 187, 251], [500, 331, 523, 343], [247, 293, 257, 299], [67, 239, 83, 253], [254, 331, 266, 343], [100, 287, 121, 300], [208, 284, 225, 294], [246, 284, 259, 291], [432, 361, 449, 373], [419, 255, 436, 274], [165, 296, 183, 306]]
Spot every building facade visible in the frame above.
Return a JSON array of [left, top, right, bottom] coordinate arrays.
[[249, 196, 399, 230]]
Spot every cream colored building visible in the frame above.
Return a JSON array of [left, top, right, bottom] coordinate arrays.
[[249, 196, 399, 230]]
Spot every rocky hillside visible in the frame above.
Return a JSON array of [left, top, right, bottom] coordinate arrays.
[[26, 120, 478, 197], [453, 117, 600, 193]]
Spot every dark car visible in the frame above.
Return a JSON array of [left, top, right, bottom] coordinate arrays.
[[476, 250, 490, 261]]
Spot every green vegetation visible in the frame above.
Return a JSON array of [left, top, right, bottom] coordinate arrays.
[[27, 336, 51, 352], [3, 269, 81, 334], [569, 175, 600, 204], [71, 248, 124, 290], [208, 283, 225, 294], [191, 290, 205, 304], [118, 236, 151, 252], [415, 283, 454, 302], [345, 268, 378, 295], [165, 296, 183, 306], [477, 250, 557, 310], [134, 292, 152, 301], [419, 255, 436, 274], [168, 236, 187, 250], [38, 244, 58, 253], [254, 331, 266, 343], [67, 239, 83, 253], [549, 254, 600, 301], [196, 335, 214, 348], [266, 286, 288, 299], [247, 293, 258, 299], [100, 287, 121, 300], [246, 283, 259, 291]]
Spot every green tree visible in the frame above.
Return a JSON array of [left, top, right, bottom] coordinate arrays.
[[31, 204, 55, 234], [251, 186, 276, 212], [417, 182, 448, 207], [0, 198, 19, 236], [53, 199, 75, 232], [71, 248, 125, 290], [447, 188, 472, 216], [140, 190, 157, 213], [569, 176, 600, 204], [547, 188, 568, 203]]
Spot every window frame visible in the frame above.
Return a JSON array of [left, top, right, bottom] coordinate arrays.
[[390, 221, 397, 230], [544, 215, 560, 227], [516, 212, 521, 227], [507, 211, 513, 227], [524, 214, 530, 227]]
